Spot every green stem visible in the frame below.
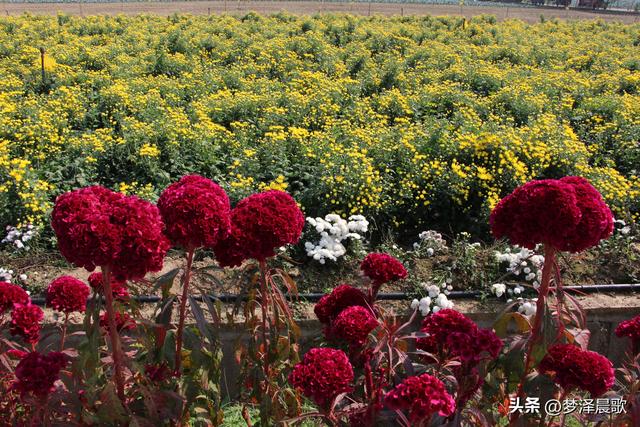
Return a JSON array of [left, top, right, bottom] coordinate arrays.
[[174, 247, 195, 374]]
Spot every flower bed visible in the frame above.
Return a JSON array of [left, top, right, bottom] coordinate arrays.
[[0, 14, 639, 238], [0, 174, 638, 425]]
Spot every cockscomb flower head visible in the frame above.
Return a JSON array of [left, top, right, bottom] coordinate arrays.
[[46, 276, 90, 314], [615, 315, 640, 350], [213, 227, 248, 268], [51, 185, 170, 280], [158, 175, 231, 250], [314, 284, 370, 324], [0, 281, 29, 313], [360, 253, 407, 286], [10, 303, 43, 343], [13, 351, 67, 398], [490, 177, 613, 252], [230, 190, 304, 261], [288, 347, 354, 409], [384, 374, 455, 423], [538, 344, 614, 397], [331, 305, 379, 346]]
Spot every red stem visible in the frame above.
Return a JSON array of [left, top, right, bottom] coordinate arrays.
[[258, 259, 270, 396], [102, 266, 126, 403], [174, 247, 195, 374], [553, 256, 567, 341], [510, 244, 556, 425], [59, 313, 69, 352], [558, 389, 568, 427]]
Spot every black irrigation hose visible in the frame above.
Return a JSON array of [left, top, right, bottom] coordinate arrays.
[[28, 283, 640, 306]]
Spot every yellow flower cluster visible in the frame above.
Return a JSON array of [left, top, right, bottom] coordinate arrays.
[[0, 14, 638, 232]]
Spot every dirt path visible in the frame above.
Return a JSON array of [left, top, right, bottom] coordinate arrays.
[[1, 0, 639, 23]]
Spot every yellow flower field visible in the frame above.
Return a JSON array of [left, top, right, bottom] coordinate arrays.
[[0, 13, 639, 235]]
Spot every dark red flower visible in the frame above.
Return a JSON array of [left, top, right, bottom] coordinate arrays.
[[331, 305, 379, 346], [360, 253, 407, 286], [13, 351, 67, 398], [51, 186, 124, 271], [384, 374, 455, 423], [46, 276, 90, 314], [416, 309, 477, 356], [51, 186, 170, 280], [288, 347, 354, 409], [314, 284, 370, 324], [538, 344, 614, 397], [475, 328, 503, 359], [490, 177, 613, 252], [108, 196, 171, 280], [0, 281, 29, 313], [88, 272, 129, 300], [615, 315, 640, 346], [99, 311, 136, 333], [10, 303, 43, 343], [230, 190, 304, 261], [158, 175, 231, 250], [213, 227, 248, 268], [559, 176, 614, 252]]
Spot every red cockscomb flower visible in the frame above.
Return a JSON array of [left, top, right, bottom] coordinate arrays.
[[416, 309, 501, 364], [288, 347, 354, 409], [615, 315, 640, 349], [10, 303, 43, 343], [100, 311, 136, 333], [331, 305, 379, 346], [213, 228, 248, 268], [108, 196, 171, 280], [538, 344, 614, 397], [489, 177, 613, 252], [475, 328, 503, 359], [0, 281, 29, 313], [158, 175, 231, 250], [13, 351, 67, 398], [46, 276, 90, 314], [416, 309, 477, 356], [559, 176, 614, 252], [314, 284, 370, 324], [384, 374, 455, 423], [360, 253, 407, 286], [230, 190, 304, 261], [51, 186, 170, 280], [88, 272, 129, 300]]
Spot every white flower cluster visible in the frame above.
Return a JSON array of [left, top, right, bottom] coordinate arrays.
[[411, 281, 455, 316], [495, 247, 544, 288], [412, 230, 448, 256], [614, 219, 631, 236], [491, 283, 525, 298], [0, 267, 13, 282], [491, 283, 506, 297], [304, 214, 368, 264], [0, 267, 27, 283], [517, 298, 538, 317], [2, 224, 36, 251]]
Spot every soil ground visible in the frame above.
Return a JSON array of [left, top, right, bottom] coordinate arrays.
[[1, 0, 639, 23]]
